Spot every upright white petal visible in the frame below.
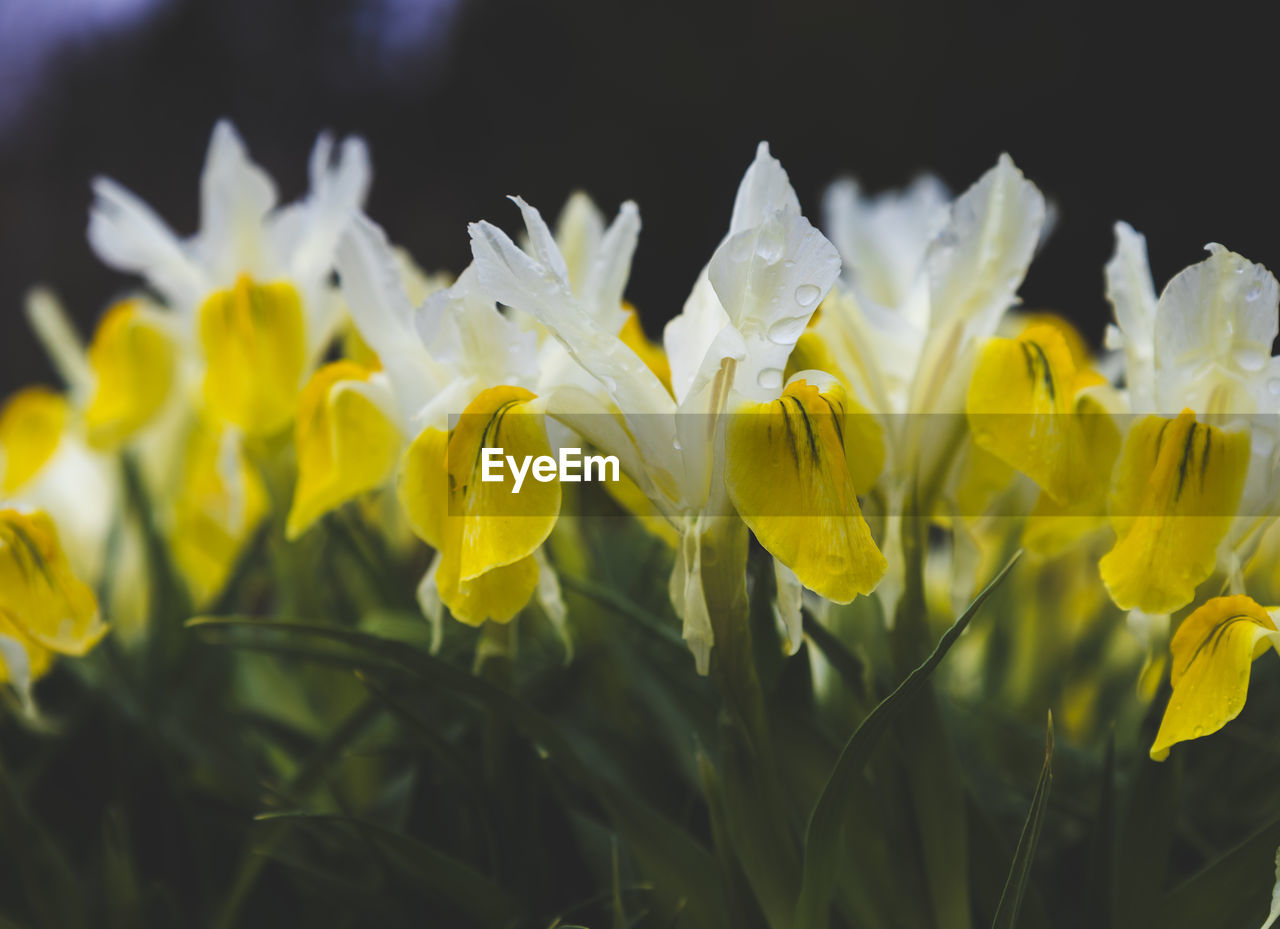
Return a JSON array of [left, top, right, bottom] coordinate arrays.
[[1154, 244, 1278, 412], [555, 191, 606, 293], [664, 271, 733, 404], [281, 133, 372, 287], [822, 174, 949, 312], [580, 201, 640, 330], [925, 153, 1045, 333], [87, 177, 208, 309], [707, 207, 841, 402], [729, 142, 801, 234], [1105, 222, 1159, 410], [195, 120, 278, 283], [335, 214, 441, 425]]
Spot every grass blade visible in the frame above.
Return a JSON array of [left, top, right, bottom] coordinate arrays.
[[991, 711, 1055, 929], [793, 551, 1022, 929]]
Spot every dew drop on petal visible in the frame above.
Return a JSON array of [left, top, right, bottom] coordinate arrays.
[[1267, 378, 1280, 397], [1235, 346, 1268, 371], [767, 315, 809, 345], [794, 283, 822, 308], [1246, 283, 1264, 302], [755, 231, 785, 264], [757, 368, 784, 391]]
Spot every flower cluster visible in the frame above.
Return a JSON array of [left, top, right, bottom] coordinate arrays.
[[5, 120, 1280, 766]]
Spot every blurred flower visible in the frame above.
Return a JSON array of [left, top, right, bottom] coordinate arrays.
[[0, 508, 106, 706]]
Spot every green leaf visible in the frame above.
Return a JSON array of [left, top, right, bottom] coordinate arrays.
[[256, 811, 523, 927], [991, 711, 1055, 929], [793, 551, 1022, 929], [1153, 812, 1280, 929], [1083, 734, 1117, 928], [191, 617, 728, 929]]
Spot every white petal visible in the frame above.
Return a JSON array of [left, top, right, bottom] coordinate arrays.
[[24, 287, 91, 398], [925, 153, 1045, 333], [1154, 244, 1279, 393], [554, 191, 606, 293], [416, 556, 445, 654], [581, 200, 639, 330], [281, 133, 372, 287], [663, 270, 733, 403], [729, 141, 801, 234], [87, 177, 208, 308], [773, 558, 804, 656], [533, 547, 572, 664], [195, 120, 278, 282], [707, 207, 841, 402]]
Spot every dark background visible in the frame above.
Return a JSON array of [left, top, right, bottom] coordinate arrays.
[[2, 0, 1276, 397]]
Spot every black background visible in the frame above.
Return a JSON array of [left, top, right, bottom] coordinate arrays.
[[2, 0, 1277, 397]]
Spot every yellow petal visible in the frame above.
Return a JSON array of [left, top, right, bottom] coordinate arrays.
[[619, 305, 673, 395], [1150, 595, 1278, 761], [446, 385, 560, 581], [0, 612, 54, 688], [0, 509, 105, 656], [286, 361, 401, 540], [967, 324, 1080, 502], [783, 330, 839, 385], [725, 378, 886, 602], [0, 387, 67, 494], [84, 299, 176, 449], [396, 387, 558, 625], [170, 420, 270, 607], [434, 551, 540, 627], [784, 334, 884, 495], [1100, 410, 1249, 614], [199, 275, 307, 436], [1021, 393, 1122, 554]]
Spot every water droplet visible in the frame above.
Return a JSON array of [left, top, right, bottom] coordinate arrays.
[[757, 368, 784, 391], [768, 315, 809, 345], [755, 231, 785, 264], [1267, 378, 1280, 397], [672, 437, 683, 451], [794, 283, 822, 308], [1235, 346, 1268, 371], [1246, 283, 1264, 302]]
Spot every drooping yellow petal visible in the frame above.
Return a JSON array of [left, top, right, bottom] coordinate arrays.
[[84, 299, 176, 449], [396, 386, 559, 626], [619, 305, 673, 395], [0, 509, 105, 656], [435, 552, 541, 627], [170, 420, 270, 607], [199, 275, 307, 436], [446, 386, 560, 582], [1100, 410, 1249, 614], [783, 334, 885, 496], [725, 377, 886, 602], [286, 361, 401, 540], [1021, 393, 1122, 554], [398, 426, 450, 549], [967, 324, 1082, 503], [0, 387, 67, 494], [1150, 595, 1279, 761]]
